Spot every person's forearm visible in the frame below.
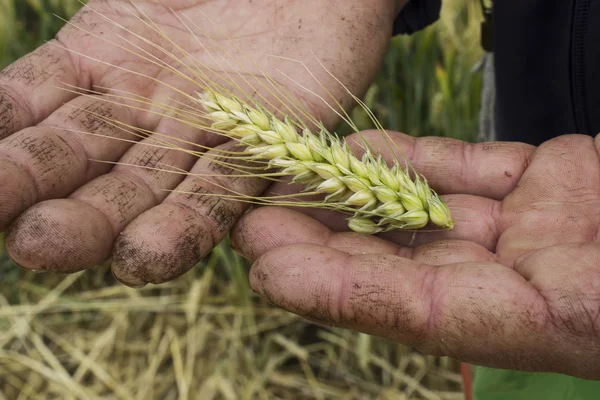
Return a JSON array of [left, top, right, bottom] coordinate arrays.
[[326, 0, 407, 26]]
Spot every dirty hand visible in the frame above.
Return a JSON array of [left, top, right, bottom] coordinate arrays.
[[232, 132, 600, 379], [0, 0, 399, 286]]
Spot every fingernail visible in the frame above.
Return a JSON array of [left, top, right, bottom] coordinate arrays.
[[229, 237, 241, 253], [7, 255, 46, 273], [229, 238, 249, 260], [111, 268, 147, 289], [26, 269, 48, 274]]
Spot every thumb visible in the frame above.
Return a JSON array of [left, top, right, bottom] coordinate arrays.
[[249, 244, 576, 376]]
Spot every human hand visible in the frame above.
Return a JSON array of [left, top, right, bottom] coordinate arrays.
[[0, 0, 398, 286], [231, 132, 600, 379]]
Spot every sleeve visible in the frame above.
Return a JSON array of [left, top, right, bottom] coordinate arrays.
[[392, 0, 442, 35]]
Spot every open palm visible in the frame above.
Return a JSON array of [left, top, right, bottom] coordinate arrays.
[[0, 0, 396, 285], [232, 131, 600, 379]]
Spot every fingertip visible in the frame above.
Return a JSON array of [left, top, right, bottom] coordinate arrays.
[[111, 260, 147, 289], [231, 206, 332, 261], [249, 243, 327, 287], [248, 244, 349, 318], [110, 203, 213, 286], [382, 194, 502, 251], [5, 199, 113, 272]]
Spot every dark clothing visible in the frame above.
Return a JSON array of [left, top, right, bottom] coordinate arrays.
[[392, 0, 441, 35], [395, 0, 600, 146]]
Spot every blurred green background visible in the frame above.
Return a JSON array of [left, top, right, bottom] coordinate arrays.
[[0, 0, 482, 398]]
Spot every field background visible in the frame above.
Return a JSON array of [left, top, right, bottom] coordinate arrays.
[[0, 0, 483, 398]]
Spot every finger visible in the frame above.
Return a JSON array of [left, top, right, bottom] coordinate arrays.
[[5, 95, 219, 272], [0, 41, 83, 139], [249, 244, 583, 376], [260, 180, 352, 232], [232, 206, 496, 265], [380, 194, 501, 250], [347, 130, 535, 199], [0, 95, 137, 230], [240, 188, 503, 251], [110, 141, 268, 287], [232, 206, 399, 259]]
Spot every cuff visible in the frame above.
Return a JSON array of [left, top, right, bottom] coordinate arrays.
[[392, 0, 442, 35]]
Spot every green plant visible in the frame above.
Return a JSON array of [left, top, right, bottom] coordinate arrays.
[[0, 0, 86, 69]]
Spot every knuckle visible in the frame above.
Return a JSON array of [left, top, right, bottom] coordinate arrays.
[[0, 87, 22, 139], [0, 159, 37, 225], [130, 146, 168, 171], [2, 128, 86, 197], [74, 172, 156, 229], [7, 128, 84, 172], [66, 98, 121, 133], [173, 186, 239, 238]]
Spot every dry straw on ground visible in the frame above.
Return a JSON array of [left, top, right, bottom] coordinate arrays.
[[0, 245, 464, 399]]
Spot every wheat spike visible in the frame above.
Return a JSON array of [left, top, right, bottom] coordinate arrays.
[[198, 90, 455, 234]]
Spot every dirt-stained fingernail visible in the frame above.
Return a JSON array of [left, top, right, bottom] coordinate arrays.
[[229, 237, 248, 260], [111, 267, 147, 289], [7, 254, 47, 273]]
